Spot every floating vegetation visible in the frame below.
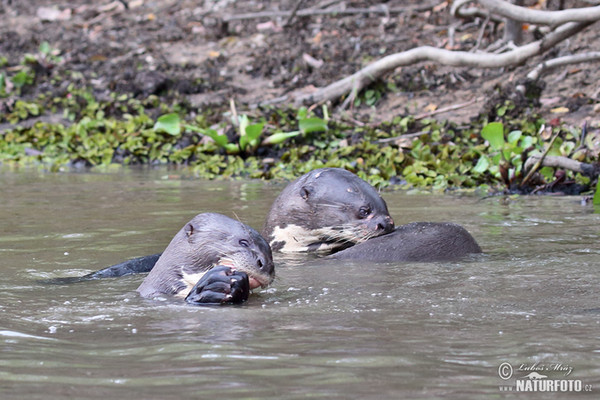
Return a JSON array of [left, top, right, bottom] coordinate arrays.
[[0, 80, 597, 194]]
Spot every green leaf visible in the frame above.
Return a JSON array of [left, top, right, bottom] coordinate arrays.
[[472, 155, 490, 174], [560, 141, 575, 156], [39, 41, 51, 55], [204, 128, 229, 148], [299, 117, 328, 134], [224, 143, 240, 153], [481, 122, 505, 150], [296, 107, 308, 120], [153, 113, 181, 136], [507, 130, 522, 145], [11, 70, 29, 87], [593, 181, 600, 205], [520, 135, 534, 148], [262, 131, 301, 145], [238, 114, 249, 137], [246, 122, 263, 139], [539, 167, 554, 181], [240, 122, 263, 150]]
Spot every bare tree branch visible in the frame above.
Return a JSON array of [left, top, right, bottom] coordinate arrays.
[[294, 21, 594, 106], [525, 155, 600, 178], [503, 0, 524, 45], [478, 0, 600, 25], [451, 0, 503, 23], [525, 52, 600, 81], [516, 51, 600, 94]]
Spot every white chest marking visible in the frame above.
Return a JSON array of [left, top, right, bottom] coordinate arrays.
[[176, 269, 208, 298], [270, 224, 351, 253]]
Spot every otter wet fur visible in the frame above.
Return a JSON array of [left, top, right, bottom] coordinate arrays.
[[330, 222, 482, 262], [262, 168, 395, 253], [72, 168, 480, 285], [137, 213, 274, 300]]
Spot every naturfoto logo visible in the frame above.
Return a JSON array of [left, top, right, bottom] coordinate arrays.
[[497, 362, 593, 393]]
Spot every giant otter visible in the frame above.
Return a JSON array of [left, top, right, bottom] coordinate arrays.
[[329, 222, 481, 262], [262, 168, 395, 252], [74, 168, 480, 285], [88, 168, 396, 277], [137, 213, 274, 304]]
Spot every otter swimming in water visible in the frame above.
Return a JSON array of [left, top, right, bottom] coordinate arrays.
[[262, 168, 395, 252], [87, 168, 396, 276], [329, 222, 481, 262], [67, 169, 480, 292], [136, 213, 274, 304]]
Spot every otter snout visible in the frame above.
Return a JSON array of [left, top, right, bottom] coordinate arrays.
[[256, 254, 275, 277], [367, 215, 394, 235]]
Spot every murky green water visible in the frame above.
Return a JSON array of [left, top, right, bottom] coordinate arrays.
[[1, 168, 599, 399]]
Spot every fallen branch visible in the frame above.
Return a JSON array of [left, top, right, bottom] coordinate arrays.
[[515, 51, 600, 94], [478, 0, 600, 25], [451, 0, 503, 23], [525, 51, 600, 81], [524, 155, 600, 179], [294, 21, 594, 106]]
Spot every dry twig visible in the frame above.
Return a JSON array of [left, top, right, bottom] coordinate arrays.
[[521, 130, 560, 186], [414, 97, 484, 120]]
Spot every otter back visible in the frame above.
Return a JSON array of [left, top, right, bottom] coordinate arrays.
[[329, 222, 482, 262]]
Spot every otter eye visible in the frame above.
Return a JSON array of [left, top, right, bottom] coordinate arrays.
[[358, 206, 371, 218], [239, 239, 250, 248]]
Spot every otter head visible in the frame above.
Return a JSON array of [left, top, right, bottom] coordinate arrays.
[[262, 168, 394, 253], [137, 213, 275, 298]]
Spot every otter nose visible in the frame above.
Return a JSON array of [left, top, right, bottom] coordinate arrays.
[[371, 215, 394, 234], [368, 215, 394, 235], [256, 256, 274, 276]]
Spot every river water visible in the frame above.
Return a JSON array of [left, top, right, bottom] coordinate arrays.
[[0, 168, 598, 399]]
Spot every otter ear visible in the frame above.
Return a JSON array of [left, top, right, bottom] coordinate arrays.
[[184, 222, 195, 238], [300, 185, 313, 200]]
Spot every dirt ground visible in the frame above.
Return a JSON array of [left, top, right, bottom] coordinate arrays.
[[1, 0, 599, 127]]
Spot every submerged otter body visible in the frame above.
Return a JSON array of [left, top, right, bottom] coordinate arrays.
[[330, 222, 482, 262], [262, 168, 395, 253], [137, 213, 274, 300]]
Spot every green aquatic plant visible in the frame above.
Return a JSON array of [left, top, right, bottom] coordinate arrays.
[[473, 121, 539, 185], [154, 107, 328, 155], [263, 106, 329, 145], [1, 80, 595, 193]]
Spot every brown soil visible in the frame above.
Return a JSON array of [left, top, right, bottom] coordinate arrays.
[[2, 0, 599, 126]]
